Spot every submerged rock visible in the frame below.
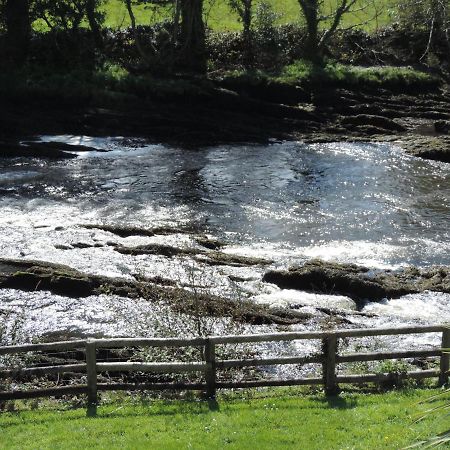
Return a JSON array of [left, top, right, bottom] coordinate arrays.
[[0, 141, 78, 159], [195, 236, 225, 250], [115, 243, 199, 258], [81, 224, 192, 237], [115, 243, 272, 267], [263, 259, 450, 305]]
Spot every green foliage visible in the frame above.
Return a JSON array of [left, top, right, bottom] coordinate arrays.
[[253, 1, 281, 34], [0, 389, 449, 449], [31, 0, 105, 31], [395, 0, 449, 31]]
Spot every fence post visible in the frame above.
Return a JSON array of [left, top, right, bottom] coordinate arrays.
[[205, 338, 216, 398], [323, 335, 338, 396], [439, 328, 450, 386], [86, 339, 98, 412]]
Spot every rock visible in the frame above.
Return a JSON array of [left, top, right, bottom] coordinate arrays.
[[195, 236, 225, 250], [54, 244, 73, 250], [195, 252, 272, 267], [21, 141, 103, 153], [263, 259, 450, 306], [1, 266, 94, 297], [435, 121, 450, 134], [341, 114, 407, 132], [115, 243, 272, 267], [81, 224, 191, 238], [228, 275, 255, 282], [71, 242, 96, 249], [403, 136, 450, 163], [0, 141, 78, 159], [0, 258, 310, 326], [115, 243, 199, 258], [352, 125, 393, 136]]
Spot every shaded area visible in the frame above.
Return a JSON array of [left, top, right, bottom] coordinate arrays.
[[1, 82, 449, 162]]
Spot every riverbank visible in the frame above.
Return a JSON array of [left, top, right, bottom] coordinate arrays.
[[0, 388, 447, 449], [1, 68, 449, 163]]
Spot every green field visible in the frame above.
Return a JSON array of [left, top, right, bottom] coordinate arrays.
[[100, 0, 397, 31], [0, 389, 448, 449]]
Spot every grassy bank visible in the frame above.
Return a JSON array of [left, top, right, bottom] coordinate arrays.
[[221, 61, 439, 92], [0, 61, 437, 105], [0, 389, 448, 449]]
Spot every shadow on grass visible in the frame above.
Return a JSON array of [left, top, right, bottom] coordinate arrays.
[[320, 395, 358, 410], [207, 398, 220, 412], [0, 396, 219, 429]]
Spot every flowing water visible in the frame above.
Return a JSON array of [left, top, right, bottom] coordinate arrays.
[[1, 137, 449, 354]]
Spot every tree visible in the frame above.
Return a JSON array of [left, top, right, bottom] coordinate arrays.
[[228, 0, 254, 68], [179, 0, 207, 73], [3, 0, 31, 67], [85, 0, 105, 48], [297, 0, 370, 63], [123, 0, 206, 74], [31, 0, 105, 47], [397, 0, 449, 61]]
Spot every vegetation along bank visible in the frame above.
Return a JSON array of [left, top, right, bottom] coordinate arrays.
[[0, 0, 448, 161]]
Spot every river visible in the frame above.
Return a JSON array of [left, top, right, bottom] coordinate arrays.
[[1, 136, 449, 356]]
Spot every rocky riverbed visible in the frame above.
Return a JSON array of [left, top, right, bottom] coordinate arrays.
[[1, 84, 450, 162]]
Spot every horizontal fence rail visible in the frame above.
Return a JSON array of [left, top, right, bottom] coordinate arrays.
[[0, 325, 448, 410]]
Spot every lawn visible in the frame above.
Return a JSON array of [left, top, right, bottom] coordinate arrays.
[[0, 388, 448, 449], [101, 0, 397, 31]]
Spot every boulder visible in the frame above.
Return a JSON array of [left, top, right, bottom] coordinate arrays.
[[263, 259, 450, 306], [341, 114, 407, 132], [435, 121, 450, 134]]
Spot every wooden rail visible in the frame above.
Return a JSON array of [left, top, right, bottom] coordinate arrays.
[[0, 325, 448, 408]]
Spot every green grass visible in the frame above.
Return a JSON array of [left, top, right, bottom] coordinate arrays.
[[221, 60, 439, 91], [100, 0, 397, 31], [277, 60, 438, 87], [0, 61, 438, 108], [0, 388, 449, 449]]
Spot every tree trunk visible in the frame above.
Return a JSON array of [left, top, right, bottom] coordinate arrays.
[[242, 0, 254, 69], [179, 0, 207, 74], [299, 0, 321, 63], [85, 0, 104, 49], [4, 0, 31, 67]]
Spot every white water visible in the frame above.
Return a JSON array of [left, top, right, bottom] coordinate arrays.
[[1, 137, 449, 346]]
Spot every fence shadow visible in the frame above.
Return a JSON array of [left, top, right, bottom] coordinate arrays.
[[319, 395, 358, 410]]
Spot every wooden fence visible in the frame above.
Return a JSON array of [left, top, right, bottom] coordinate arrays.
[[0, 325, 449, 409]]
